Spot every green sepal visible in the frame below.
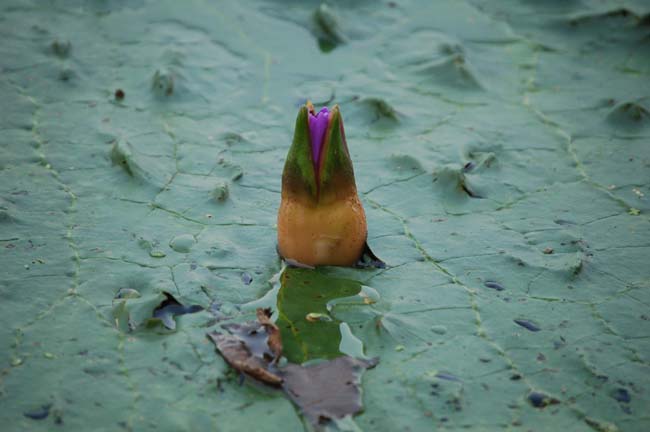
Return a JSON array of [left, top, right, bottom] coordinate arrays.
[[282, 105, 318, 199], [319, 106, 356, 198]]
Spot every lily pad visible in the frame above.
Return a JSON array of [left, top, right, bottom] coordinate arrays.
[[1, 0, 649, 431]]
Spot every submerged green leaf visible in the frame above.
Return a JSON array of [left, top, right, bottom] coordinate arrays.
[[276, 268, 364, 363]]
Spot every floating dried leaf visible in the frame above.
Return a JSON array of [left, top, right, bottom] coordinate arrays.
[[208, 309, 284, 384], [256, 308, 282, 362], [281, 356, 378, 426], [206, 331, 283, 386]]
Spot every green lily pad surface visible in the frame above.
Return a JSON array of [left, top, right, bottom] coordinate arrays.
[[1, 0, 649, 431]]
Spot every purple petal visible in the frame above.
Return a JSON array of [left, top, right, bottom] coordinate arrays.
[[308, 107, 330, 168]]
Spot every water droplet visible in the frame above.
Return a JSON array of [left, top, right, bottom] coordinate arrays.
[[306, 312, 332, 322], [431, 325, 447, 335], [149, 250, 166, 258], [169, 234, 195, 253], [359, 285, 381, 304], [115, 288, 141, 300], [339, 322, 366, 358]]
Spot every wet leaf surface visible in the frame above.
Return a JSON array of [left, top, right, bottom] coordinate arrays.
[[1, 0, 649, 430]]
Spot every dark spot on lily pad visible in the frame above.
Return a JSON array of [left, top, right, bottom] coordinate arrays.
[[435, 372, 461, 382], [114, 89, 124, 100], [356, 242, 386, 269], [152, 292, 203, 330], [241, 272, 253, 285], [462, 161, 475, 172], [58, 67, 76, 82], [554, 337, 567, 349], [24, 404, 51, 420], [514, 318, 541, 332], [484, 281, 504, 291], [612, 388, 631, 403], [50, 39, 71, 58], [528, 391, 560, 408]]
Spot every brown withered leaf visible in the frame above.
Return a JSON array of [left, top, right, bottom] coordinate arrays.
[[207, 308, 283, 386], [280, 356, 378, 426], [206, 330, 283, 387], [256, 308, 282, 362]]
